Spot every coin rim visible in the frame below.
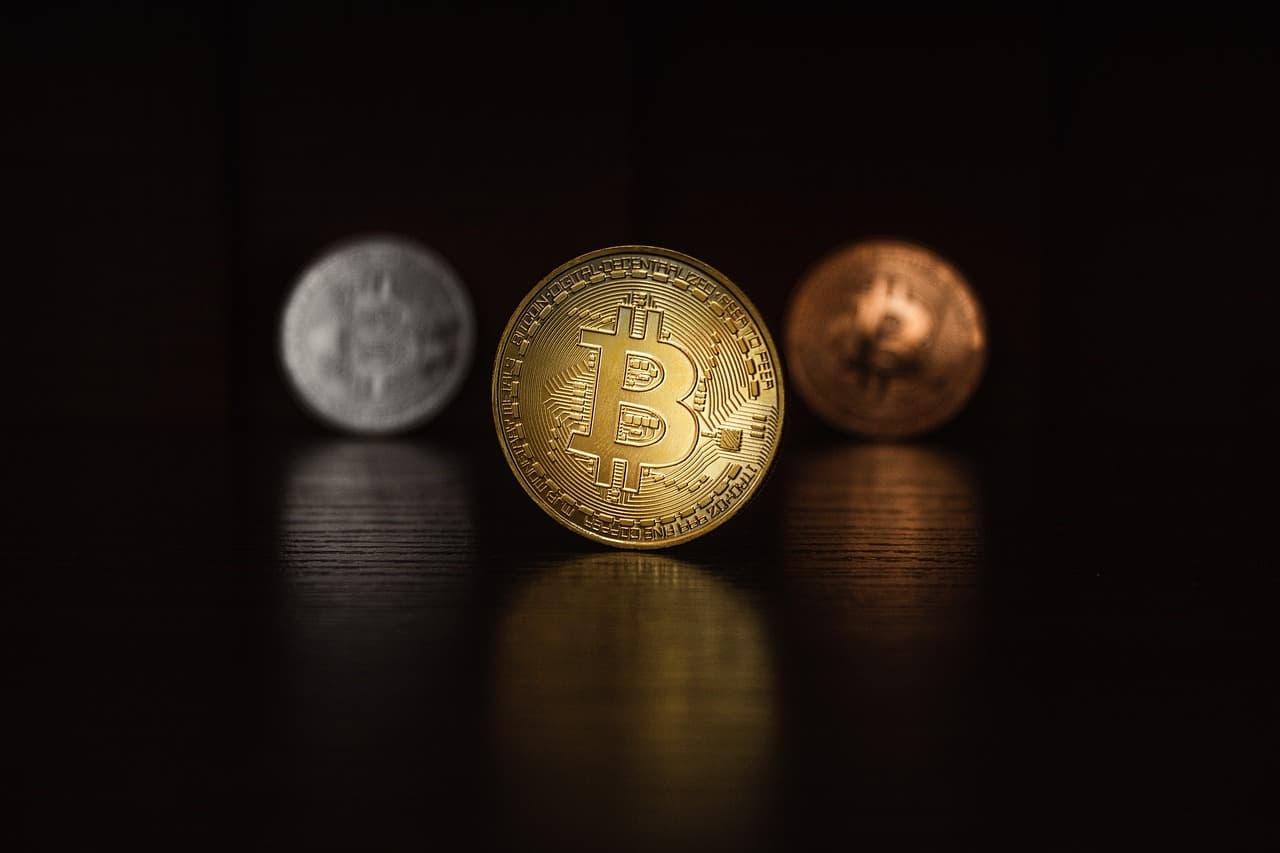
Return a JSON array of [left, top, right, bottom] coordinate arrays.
[[491, 245, 786, 549], [278, 233, 476, 436], [783, 236, 987, 440]]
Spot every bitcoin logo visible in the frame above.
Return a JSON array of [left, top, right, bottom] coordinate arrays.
[[785, 239, 986, 440], [350, 271, 418, 397], [280, 236, 475, 435], [568, 302, 699, 495], [832, 272, 935, 385], [493, 246, 784, 549]]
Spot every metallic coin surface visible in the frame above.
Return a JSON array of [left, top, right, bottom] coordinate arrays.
[[281, 236, 474, 434], [493, 246, 784, 549], [785, 239, 986, 439]]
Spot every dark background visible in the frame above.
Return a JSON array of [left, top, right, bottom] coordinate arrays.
[[5, 2, 1276, 850], [9, 1, 1277, 438]]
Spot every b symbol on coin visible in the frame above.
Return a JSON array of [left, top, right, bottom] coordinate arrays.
[[568, 301, 699, 497], [784, 238, 986, 440], [833, 273, 935, 388]]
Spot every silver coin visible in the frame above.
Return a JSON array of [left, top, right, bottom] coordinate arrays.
[[280, 236, 475, 434]]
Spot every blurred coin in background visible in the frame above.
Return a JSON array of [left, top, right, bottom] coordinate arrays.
[[281, 236, 474, 434], [785, 239, 986, 440]]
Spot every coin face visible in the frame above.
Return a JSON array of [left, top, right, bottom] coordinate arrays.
[[281, 236, 474, 434], [785, 239, 986, 439], [493, 246, 784, 549]]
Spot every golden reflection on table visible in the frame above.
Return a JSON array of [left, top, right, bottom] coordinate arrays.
[[491, 551, 776, 851]]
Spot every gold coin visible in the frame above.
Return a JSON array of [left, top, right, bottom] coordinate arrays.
[[493, 246, 784, 549], [785, 239, 986, 439]]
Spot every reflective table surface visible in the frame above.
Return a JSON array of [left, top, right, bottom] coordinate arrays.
[[10, 432, 1270, 850]]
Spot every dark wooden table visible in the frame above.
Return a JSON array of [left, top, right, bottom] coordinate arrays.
[[10, 431, 1272, 850]]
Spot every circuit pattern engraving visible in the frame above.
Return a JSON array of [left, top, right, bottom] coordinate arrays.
[[494, 247, 784, 548]]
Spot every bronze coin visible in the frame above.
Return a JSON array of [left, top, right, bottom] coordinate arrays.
[[785, 239, 986, 439]]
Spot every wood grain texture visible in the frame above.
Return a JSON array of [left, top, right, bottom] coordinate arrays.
[[266, 439, 990, 850], [11, 435, 1271, 851]]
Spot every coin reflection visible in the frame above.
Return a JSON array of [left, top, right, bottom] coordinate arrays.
[[275, 441, 475, 833], [784, 443, 981, 647], [492, 552, 776, 850], [781, 445, 983, 853], [279, 440, 475, 606], [782, 441, 982, 803]]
